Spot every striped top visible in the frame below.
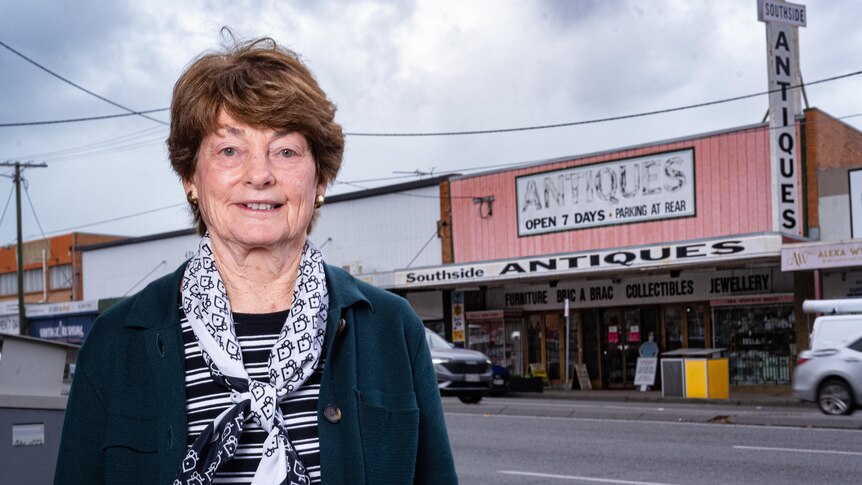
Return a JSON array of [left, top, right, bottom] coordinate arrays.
[[180, 307, 323, 484]]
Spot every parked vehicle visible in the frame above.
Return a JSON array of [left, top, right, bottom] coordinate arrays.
[[792, 299, 862, 415], [425, 328, 492, 404], [490, 364, 510, 396]]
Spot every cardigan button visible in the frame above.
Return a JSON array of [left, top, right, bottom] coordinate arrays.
[[156, 334, 165, 357], [323, 404, 342, 424]]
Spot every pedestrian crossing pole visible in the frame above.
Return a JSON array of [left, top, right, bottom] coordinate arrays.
[[0, 161, 48, 336]]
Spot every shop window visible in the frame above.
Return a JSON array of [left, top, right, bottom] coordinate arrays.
[[50, 264, 73, 290], [712, 304, 795, 385], [23, 269, 43, 293], [582, 310, 600, 381], [0, 273, 16, 295], [663, 307, 682, 352], [527, 315, 543, 372], [686, 305, 706, 348], [566, 313, 580, 381], [544, 314, 562, 380], [465, 312, 525, 376]]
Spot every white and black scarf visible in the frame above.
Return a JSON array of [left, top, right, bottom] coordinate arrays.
[[175, 235, 328, 485]]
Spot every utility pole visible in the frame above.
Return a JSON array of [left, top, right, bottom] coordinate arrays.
[[0, 161, 47, 337]]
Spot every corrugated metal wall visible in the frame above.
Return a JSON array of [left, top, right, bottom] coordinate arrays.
[[450, 127, 774, 263], [312, 185, 442, 273], [82, 234, 198, 300]]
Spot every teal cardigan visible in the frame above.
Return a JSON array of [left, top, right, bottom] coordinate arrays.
[[54, 263, 458, 484]]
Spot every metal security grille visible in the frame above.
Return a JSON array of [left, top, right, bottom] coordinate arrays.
[[730, 354, 791, 385]]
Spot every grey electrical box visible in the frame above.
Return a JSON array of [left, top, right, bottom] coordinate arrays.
[[0, 334, 78, 484]]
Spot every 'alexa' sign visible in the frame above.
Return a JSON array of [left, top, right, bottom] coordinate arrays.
[[516, 149, 695, 236]]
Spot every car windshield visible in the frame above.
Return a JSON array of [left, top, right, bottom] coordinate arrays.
[[425, 330, 453, 350]]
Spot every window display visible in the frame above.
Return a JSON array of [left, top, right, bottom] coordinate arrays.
[[712, 304, 795, 385]]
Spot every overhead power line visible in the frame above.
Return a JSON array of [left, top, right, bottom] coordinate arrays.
[[344, 69, 862, 137], [32, 202, 186, 238], [330, 109, 862, 199], [0, 39, 168, 126], [1, 68, 859, 133], [0, 184, 14, 230], [11, 125, 166, 160], [22, 179, 48, 240], [0, 108, 170, 127]]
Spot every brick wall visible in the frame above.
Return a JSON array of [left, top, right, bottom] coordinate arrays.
[[803, 108, 862, 231]]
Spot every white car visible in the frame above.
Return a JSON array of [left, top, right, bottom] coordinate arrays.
[[425, 328, 492, 404], [793, 339, 862, 415]]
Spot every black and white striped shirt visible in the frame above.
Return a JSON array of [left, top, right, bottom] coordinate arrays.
[[180, 308, 323, 484]]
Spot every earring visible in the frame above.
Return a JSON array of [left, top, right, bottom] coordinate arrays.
[[314, 194, 325, 209], [187, 191, 198, 206]]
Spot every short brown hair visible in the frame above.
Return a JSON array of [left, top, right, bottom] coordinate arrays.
[[167, 37, 344, 235]]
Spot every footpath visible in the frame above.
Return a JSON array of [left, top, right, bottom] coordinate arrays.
[[468, 387, 862, 430], [514, 387, 801, 407]]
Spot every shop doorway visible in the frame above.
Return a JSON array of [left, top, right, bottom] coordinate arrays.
[[600, 307, 659, 389], [526, 312, 570, 384], [661, 304, 709, 350]]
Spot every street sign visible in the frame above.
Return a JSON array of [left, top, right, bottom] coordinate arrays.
[[757, 0, 807, 27]]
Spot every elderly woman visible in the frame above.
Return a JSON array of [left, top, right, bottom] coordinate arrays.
[[55, 38, 458, 485]]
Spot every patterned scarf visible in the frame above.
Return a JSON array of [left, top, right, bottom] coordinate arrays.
[[175, 235, 328, 485]]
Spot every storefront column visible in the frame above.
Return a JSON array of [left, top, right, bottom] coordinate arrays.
[[793, 270, 815, 353], [442, 289, 453, 343]]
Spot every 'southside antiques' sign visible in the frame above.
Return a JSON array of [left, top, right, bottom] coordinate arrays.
[[759, 0, 805, 236], [516, 149, 695, 236], [395, 234, 782, 288]]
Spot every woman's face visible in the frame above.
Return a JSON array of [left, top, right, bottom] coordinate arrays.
[[184, 110, 324, 253]]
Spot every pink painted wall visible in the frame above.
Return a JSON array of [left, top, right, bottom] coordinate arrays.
[[450, 126, 775, 263]]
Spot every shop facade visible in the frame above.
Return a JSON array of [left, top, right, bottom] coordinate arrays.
[[398, 234, 797, 388], [390, 112, 862, 388]]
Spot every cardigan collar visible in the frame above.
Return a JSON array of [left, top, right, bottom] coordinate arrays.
[[122, 260, 371, 330]]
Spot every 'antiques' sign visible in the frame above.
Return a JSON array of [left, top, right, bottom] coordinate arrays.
[[516, 149, 695, 236], [759, 0, 805, 236], [395, 234, 782, 288]]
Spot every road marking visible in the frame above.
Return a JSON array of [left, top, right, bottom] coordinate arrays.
[[733, 445, 862, 456], [451, 397, 783, 416], [499, 470, 679, 485], [445, 411, 862, 433]]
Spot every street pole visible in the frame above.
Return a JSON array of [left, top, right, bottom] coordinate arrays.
[[564, 298, 570, 391], [0, 161, 48, 337], [15, 163, 24, 334]]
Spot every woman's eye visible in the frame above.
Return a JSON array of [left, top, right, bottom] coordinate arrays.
[[279, 148, 297, 157], [220, 147, 236, 156]]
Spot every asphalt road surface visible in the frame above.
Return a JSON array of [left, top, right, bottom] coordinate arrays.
[[445, 397, 862, 484]]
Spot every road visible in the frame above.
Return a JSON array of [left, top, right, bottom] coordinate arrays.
[[444, 396, 862, 484]]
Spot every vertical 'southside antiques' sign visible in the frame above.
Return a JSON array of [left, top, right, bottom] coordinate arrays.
[[516, 149, 695, 236], [759, 0, 805, 236]]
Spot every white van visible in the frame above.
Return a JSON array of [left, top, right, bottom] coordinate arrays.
[[793, 299, 862, 415], [802, 299, 862, 350]]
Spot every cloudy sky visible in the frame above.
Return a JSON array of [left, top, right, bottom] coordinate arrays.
[[0, 0, 859, 244]]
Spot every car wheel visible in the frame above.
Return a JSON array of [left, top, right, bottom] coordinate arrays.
[[818, 379, 854, 416], [458, 394, 483, 404]]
